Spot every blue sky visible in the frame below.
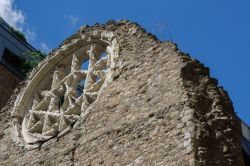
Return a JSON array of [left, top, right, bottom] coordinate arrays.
[[1, 0, 250, 124]]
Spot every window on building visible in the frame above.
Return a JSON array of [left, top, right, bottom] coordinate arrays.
[[2, 47, 25, 77]]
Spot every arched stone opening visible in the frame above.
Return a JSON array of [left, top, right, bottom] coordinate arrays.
[[11, 30, 119, 148]]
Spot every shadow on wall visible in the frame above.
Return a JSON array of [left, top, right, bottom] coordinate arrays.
[[241, 120, 250, 165]]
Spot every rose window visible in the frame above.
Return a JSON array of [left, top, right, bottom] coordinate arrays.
[[11, 31, 118, 147]]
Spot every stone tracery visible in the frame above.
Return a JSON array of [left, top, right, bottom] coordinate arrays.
[[11, 30, 118, 147]]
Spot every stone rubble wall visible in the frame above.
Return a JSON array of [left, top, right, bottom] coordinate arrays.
[[179, 53, 244, 165], [0, 64, 21, 110], [0, 20, 244, 166]]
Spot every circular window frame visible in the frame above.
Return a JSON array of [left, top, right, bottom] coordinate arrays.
[[10, 30, 119, 148]]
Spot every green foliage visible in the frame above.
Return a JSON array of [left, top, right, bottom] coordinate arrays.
[[21, 50, 46, 73], [10, 26, 27, 42]]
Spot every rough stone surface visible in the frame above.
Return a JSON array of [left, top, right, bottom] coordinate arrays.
[[0, 64, 21, 110], [0, 20, 245, 166]]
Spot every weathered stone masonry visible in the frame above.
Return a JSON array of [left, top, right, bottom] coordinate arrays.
[[0, 20, 245, 166], [0, 64, 21, 110]]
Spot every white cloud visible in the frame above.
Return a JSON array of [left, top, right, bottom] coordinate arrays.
[[0, 0, 50, 51], [0, 0, 25, 30], [40, 42, 49, 53], [25, 28, 37, 42], [65, 15, 80, 27]]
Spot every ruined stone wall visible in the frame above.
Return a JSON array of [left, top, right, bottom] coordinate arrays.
[[179, 55, 244, 165], [0, 64, 21, 110], [0, 21, 245, 166]]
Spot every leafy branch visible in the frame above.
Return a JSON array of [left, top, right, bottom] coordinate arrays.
[[21, 50, 46, 73], [10, 26, 27, 42]]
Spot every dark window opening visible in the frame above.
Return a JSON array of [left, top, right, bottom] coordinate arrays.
[[1, 48, 25, 78], [2, 48, 22, 69], [58, 95, 65, 109]]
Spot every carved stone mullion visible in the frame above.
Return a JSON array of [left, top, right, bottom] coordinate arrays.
[[71, 53, 82, 73], [85, 44, 98, 91], [51, 66, 65, 89], [93, 58, 108, 71], [106, 46, 112, 68], [32, 96, 50, 111], [27, 113, 36, 130], [42, 114, 50, 134]]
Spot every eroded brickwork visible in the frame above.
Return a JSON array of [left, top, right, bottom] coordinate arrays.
[[0, 21, 245, 166]]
